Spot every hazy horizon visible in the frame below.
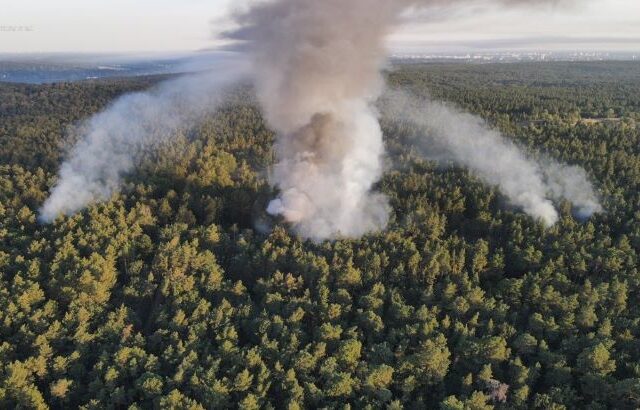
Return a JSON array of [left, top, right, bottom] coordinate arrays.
[[1, 0, 639, 54]]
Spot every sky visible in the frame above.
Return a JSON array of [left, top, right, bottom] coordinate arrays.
[[0, 0, 639, 54]]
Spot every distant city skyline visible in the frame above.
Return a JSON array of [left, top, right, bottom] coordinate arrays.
[[1, 0, 639, 54]]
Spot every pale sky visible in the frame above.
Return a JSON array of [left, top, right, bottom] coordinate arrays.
[[0, 0, 638, 54]]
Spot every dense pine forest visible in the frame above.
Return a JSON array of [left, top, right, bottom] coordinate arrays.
[[1, 61, 639, 409]]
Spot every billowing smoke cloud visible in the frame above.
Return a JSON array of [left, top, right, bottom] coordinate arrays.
[[544, 162, 603, 219], [226, 0, 572, 240], [41, 0, 594, 237], [39, 55, 248, 223], [226, 0, 403, 241], [380, 90, 602, 225]]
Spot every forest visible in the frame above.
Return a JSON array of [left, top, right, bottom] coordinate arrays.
[[0, 61, 639, 409]]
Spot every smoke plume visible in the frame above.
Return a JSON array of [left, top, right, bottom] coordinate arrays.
[[227, 0, 570, 239], [380, 90, 602, 225], [41, 0, 595, 238], [543, 162, 603, 220], [39, 56, 247, 223], [226, 0, 403, 241]]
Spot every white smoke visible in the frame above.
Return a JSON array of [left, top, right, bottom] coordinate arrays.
[[41, 0, 595, 237], [380, 90, 602, 225], [39, 54, 248, 223], [226, 0, 573, 240], [226, 0, 404, 240], [264, 103, 391, 240], [543, 162, 603, 219]]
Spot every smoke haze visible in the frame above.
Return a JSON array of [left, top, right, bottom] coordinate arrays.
[[40, 0, 600, 238], [39, 56, 248, 222], [544, 162, 603, 219], [225, 0, 575, 240], [381, 89, 601, 225]]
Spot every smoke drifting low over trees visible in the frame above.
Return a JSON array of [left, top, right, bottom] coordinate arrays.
[[1, 61, 639, 408], [381, 90, 601, 226], [39, 57, 248, 223], [39, 0, 588, 241]]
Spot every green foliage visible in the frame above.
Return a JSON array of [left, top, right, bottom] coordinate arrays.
[[1, 62, 639, 408]]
